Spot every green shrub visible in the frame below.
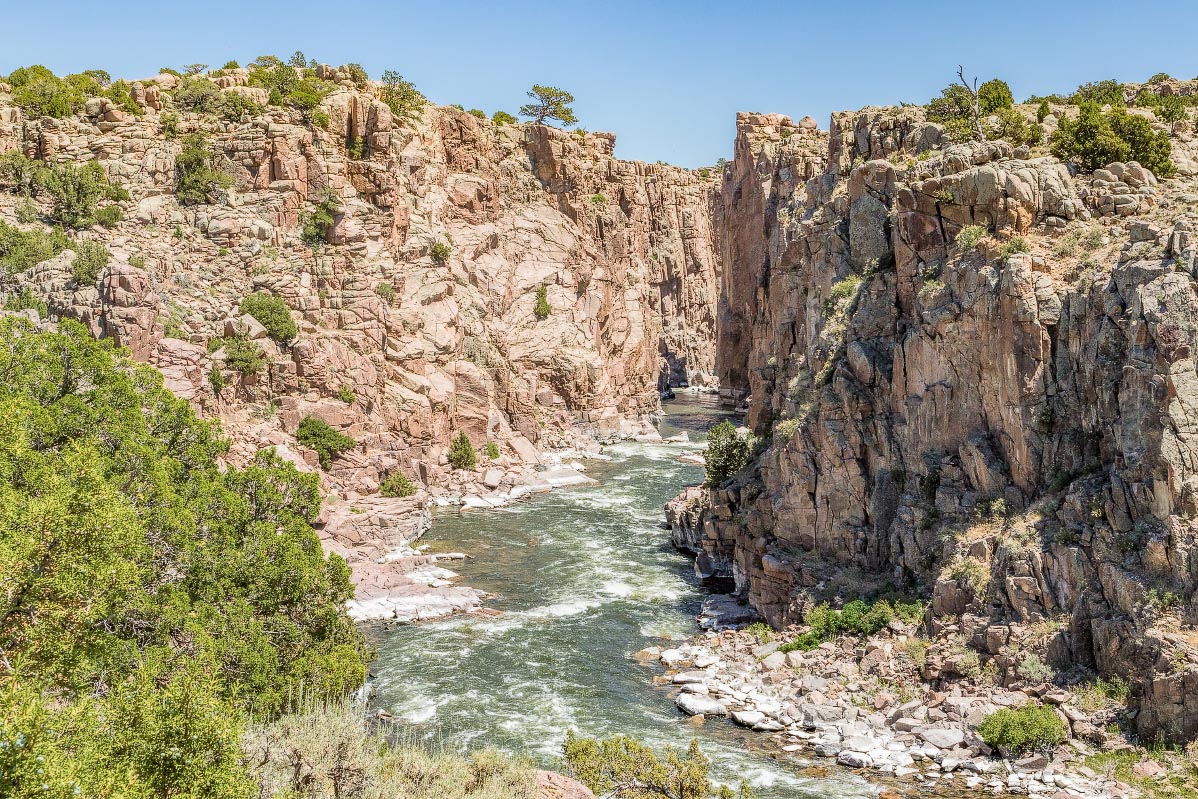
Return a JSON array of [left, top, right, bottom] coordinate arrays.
[[0, 220, 70, 273], [0, 318, 367, 797], [485, 441, 500, 460], [375, 281, 396, 303], [745, 622, 772, 644], [1051, 101, 1174, 176], [956, 224, 989, 250], [467, 108, 486, 119], [379, 472, 417, 498], [4, 197, 40, 228], [346, 136, 365, 159], [564, 733, 742, 799], [1037, 100, 1051, 123], [703, 420, 750, 486], [336, 385, 355, 404], [534, 283, 551, 319], [208, 364, 225, 395], [492, 111, 517, 125], [591, 193, 607, 205], [42, 161, 127, 228], [978, 705, 1066, 754], [4, 286, 48, 317], [0, 151, 50, 197], [379, 70, 426, 123], [1017, 653, 1056, 683], [239, 292, 296, 342], [448, 430, 477, 471], [300, 190, 340, 246], [175, 133, 232, 205], [519, 85, 577, 126], [1070, 79, 1124, 107], [221, 60, 240, 70], [978, 79, 1014, 114], [310, 109, 329, 130], [296, 416, 356, 470], [779, 598, 912, 653], [95, 204, 123, 227], [71, 239, 108, 285], [947, 555, 990, 595], [221, 335, 266, 375], [991, 107, 1043, 146], [8, 66, 87, 118], [999, 236, 1030, 258], [430, 240, 451, 263]]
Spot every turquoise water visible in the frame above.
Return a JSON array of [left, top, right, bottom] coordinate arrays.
[[370, 396, 874, 798]]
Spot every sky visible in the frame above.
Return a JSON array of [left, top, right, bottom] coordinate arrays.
[[4, 0, 1198, 168]]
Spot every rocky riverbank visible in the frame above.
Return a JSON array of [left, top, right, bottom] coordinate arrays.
[[639, 617, 1166, 798]]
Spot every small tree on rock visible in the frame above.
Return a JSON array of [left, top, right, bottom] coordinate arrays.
[[704, 420, 750, 487], [519, 85, 577, 126], [380, 70, 426, 124], [534, 284, 551, 320], [448, 431, 477, 471]]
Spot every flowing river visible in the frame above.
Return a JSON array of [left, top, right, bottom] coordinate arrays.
[[371, 395, 875, 798]]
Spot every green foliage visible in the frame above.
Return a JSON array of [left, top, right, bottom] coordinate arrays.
[[0, 220, 70, 273], [95, 204, 122, 227], [1073, 676, 1131, 712], [492, 110, 517, 125], [288, 51, 307, 69], [8, 65, 86, 118], [955, 224, 989, 250], [564, 732, 749, 799], [1051, 101, 1175, 176], [745, 622, 772, 644], [379, 472, 417, 498], [947, 555, 990, 595], [999, 236, 1031, 258], [991, 106, 1044, 146], [591, 193, 607, 204], [375, 281, 396, 303], [286, 76, 333, 121], [13, 197, 36, 225], [534, 282, 551, 319], [296, 416, 356, 470], [927, 83, 978, 142], [71, 239, 108, 285], [380, 70, 427, 123], [175, 133, 233, 205], [1016, 653, 1056, 683], [704, 420, 750, 486], [246, 699, 535, 799], [239, 292, 296, 342], [310, 108, 330, 129], [448, 430, 478, 471], [977, 79, 1014, 114], [430, 240, 452, 263], [485, 441, 500, 460], [520, 84, 578, 126], [182, 64, 208, 77], [171, 77, 263, 121], [208, 363, 226, 395], [4, 286, 48, 317], [346, 136, 365, 159], [467, 108, 487, 119], [1070, 79, 1124, 107], [42, 160, 127, 228], [978, 705, 1066, 754], [336, 385, 355, 404], [221, 335, 266, 375], [222, 60, 240, 70], [300, 190, 340, 246], [1037, 100, 1051, 123], [159, 111, 180, 138], [0, 151, 50, 197], [345, 63, 371, 89], [0, 319, 367, 796], [779, 598, 920, 653]]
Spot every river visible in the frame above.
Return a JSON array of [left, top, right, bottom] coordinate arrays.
[[370, 395, 876, 798]]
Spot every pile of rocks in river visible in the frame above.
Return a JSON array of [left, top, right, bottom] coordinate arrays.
[[639, 625, 1136, 798]]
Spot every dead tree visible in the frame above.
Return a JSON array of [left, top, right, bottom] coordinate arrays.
[[957, 65, 986, 141]]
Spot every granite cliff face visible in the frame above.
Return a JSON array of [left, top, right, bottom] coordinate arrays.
[[677, 104, 1198, 743]]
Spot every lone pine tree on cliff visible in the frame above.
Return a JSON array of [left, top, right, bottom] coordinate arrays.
[[520, 84, 577, 126]]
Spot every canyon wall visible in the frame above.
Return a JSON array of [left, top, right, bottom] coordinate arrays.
[[680, 105, 1198, 742]]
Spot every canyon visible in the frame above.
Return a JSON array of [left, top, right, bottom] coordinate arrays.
[[3, 62, 1198, 792]]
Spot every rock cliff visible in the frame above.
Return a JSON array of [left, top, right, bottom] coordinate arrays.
[[679, 104, 1198, 744]]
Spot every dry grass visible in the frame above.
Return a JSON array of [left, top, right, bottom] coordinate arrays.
[[243, 699, 537, 799]]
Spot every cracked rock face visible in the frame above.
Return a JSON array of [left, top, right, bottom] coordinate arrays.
[[688, 107, 1198, 743]]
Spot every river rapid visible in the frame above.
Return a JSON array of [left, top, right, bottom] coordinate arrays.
[[370, 395, 877, 798]]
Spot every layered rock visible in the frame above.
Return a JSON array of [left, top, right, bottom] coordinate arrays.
[[683, 107, 1198, 743]]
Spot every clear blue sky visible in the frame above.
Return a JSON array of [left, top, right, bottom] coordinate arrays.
[[5, 1, 1198, 167]]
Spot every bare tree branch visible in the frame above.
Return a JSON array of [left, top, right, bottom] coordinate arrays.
[[957, 65, 986, 142]]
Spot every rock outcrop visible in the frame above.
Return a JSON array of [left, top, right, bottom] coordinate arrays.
[[681, 107, 1198, 744]]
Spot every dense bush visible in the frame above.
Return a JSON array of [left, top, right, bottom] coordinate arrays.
[[704, 420, 750, 486], [336, 385, 355, 403], [379, 471, 417, 498], [41, 160, 128, 228], [430, 240, 451, 263], [0, 319, 366, 798], [175, 133, 233, 204], [978, 705, 1066, 754], [485, 441, 500, 460], [492, 110, 517, 125], [3, 286, 48, 317], [448, 430, 478, 470], [70, 239, 108, 285], [0, 220, 70, 273], [927, 77, 1038, 145], [296, 416, 357, 470], [779, 598, 925, 653], [95, 203, 122, 227], [534, 282, 551, 319], [301, 190, 340, 245], [955, 224, 989, 250], [221, 335, 266, 374], [0, 151, 49, 197], [7, 65, 86, 117], [239, 292, 297, 342], [1050, 102, 1174, 176], [564, 732, 745, 799], [977, 79, 1014, 114], [1070, 79, 1124, 107]]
